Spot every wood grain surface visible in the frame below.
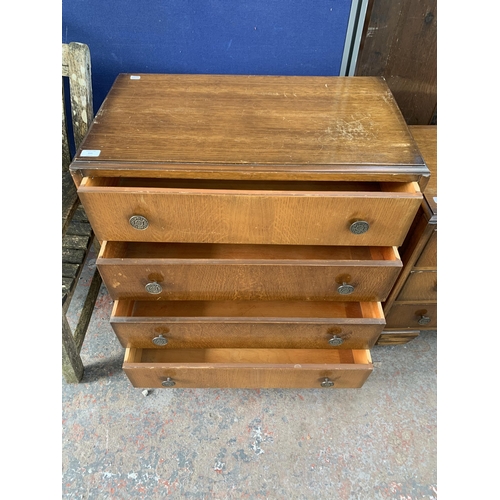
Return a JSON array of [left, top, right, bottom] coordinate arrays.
[[414, 231, 437, 268], [123, 348, 373, 388], [69, 74, 429, 183], [356, 0, 437, 125], [376, 330, 420, 345], [381, 125, 437, 322], [110, 300, 384, 350], [78, 178, 422, 246], [397, 270, 437, 301], [98, 242, 401, 302], [409, 125, 437, 214], [384, 303, 437, 329]]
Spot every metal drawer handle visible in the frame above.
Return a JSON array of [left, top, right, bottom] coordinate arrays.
[[418, 315, 431, 325], [129, 214, 149, 230], [337, 282, 354, 295], [350, 220, 369, 234], [161, 377, 176, 387], [152, 334, 168, 346], [328, 335, 344, 346], [320, 377, 334, 388], [145, 281, 162, 294]]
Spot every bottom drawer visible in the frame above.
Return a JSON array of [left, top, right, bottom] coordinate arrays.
[[384, 303, 437, 329], [376, 330, 420, 345], [123, 348, 373, 389]]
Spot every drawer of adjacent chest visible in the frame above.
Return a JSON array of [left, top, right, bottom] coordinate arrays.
[[415, 230, 437, 268], [111, 300, 385, 350], [98, 242, 402, 302], [123, 347, 373, 389], [384, 303, 437, 329], [78, 177, 422, 246], [397, 270, 437, 301]]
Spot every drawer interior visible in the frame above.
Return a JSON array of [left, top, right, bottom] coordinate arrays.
[[124, 347, 372, 365], [100, 241, 400, 263], [113, 299, 384, 321], [81, 176, 419, 195]]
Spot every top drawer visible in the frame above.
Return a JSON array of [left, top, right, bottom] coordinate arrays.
[[78, 178, 422, 246]]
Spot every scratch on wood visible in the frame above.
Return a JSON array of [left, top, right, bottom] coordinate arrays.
[[382, 90, 395, 104], [318, 115, 374, 142], [367, 25, 387, 37]]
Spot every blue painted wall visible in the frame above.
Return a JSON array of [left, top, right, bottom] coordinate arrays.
[[62, 0, 353, 113]]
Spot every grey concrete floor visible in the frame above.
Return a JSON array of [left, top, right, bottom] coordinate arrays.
[[62, 249, 437, 499]]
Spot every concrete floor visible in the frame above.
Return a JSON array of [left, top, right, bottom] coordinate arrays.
[[62, 249, 437, 499]]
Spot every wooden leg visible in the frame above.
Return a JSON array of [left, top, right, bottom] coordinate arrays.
[[62, 310, 84, 383]]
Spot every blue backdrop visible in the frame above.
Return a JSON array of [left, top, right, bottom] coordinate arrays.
[[62, 0, 353, 113]]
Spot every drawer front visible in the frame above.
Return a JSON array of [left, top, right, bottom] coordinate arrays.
[[123, 348, 373, 389], [415, 230, 437, 268], [98, 243, 402, 302], [111, 300, 385, 350], [112, 321, 384, 350], [397, 270, 437, 301], [384, 303, 437, 329], [78, 178, 422, 246]]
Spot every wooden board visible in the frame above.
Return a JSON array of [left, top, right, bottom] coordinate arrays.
[[384, 303, 437, 329], [69, 74, 429, 183], [78, 178, 422, 246], [376, 330, 420, 345], [110, 299, 385, 350], [98, 242, 401, 302], [397, 270, 437, 301], [123, 348, 373, 388], [409, 125, 437, 214], [356, 0, 437, 125]]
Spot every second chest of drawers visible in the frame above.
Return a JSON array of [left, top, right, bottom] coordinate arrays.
[[378, 125, 437, 345], [70, 74, 430, 389]]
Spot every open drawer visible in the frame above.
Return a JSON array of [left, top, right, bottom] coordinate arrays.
[[110, 299, 385, 350], [98, 242, 402, 302], [123, 347, 373, 389], [78, 177, 422, 246]]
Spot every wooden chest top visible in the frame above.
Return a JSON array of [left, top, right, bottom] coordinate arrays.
[[71, 74, 429, 182]]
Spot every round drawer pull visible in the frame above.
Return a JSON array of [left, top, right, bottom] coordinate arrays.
[[328, 335, 344, 346], [337, 282, 354, 295], [418, 315, 431, 325], [320, 377, 334, 388], [152, 334, 168, 346], [145, 281, 162, 294], [350, 220, 369, 234], [161, 377, 176, 387], [129, 214, 149, 230]]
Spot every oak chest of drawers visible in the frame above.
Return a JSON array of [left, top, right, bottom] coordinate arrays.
[[378, 125, 437, 345], [70, 74, 430, 389]]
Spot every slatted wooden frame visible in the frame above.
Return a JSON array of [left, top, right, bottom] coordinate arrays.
[[62, 42, 102, 383]]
